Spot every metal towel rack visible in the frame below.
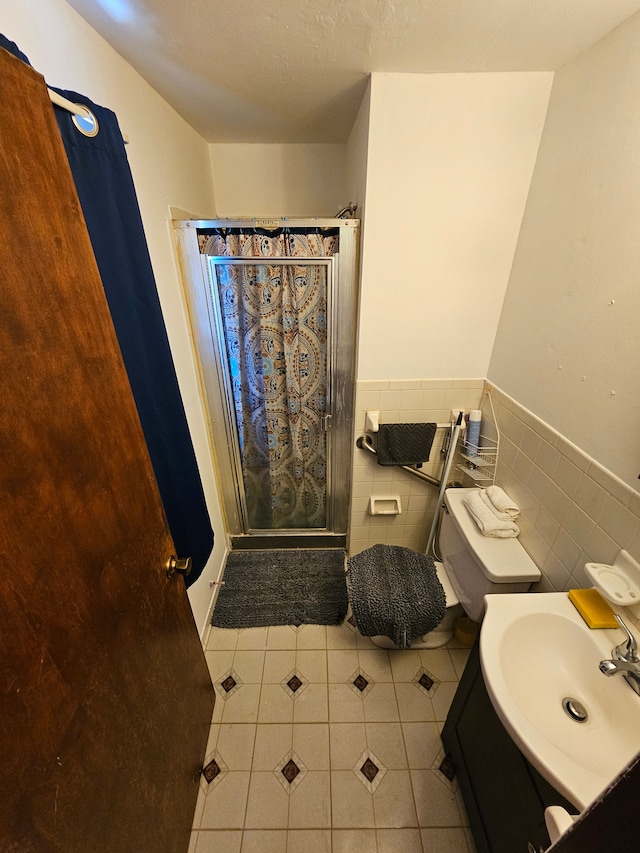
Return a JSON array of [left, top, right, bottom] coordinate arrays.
[[356, 413, 464, 556], [356, 417, 459, 490], [356, 433, 441, 488]]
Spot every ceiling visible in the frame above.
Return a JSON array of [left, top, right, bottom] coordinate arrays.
[[67, 0, 640, 143]]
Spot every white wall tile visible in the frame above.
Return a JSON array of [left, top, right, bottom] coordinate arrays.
[[389, 380, 422, 391], [350, 377, 640, 632], [480, 386, 640, 607]]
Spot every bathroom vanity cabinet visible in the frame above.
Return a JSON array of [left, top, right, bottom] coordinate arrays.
[[442, 638, 575, 853]]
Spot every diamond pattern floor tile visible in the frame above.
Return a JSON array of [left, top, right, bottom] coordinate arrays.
[[195, 620, 470, 848], [354, 748, 387, 794]]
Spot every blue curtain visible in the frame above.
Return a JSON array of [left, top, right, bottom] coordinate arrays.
[[1, 35, 213, 586]]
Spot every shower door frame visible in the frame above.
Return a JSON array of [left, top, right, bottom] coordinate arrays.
[[173, 218, 359, 550]]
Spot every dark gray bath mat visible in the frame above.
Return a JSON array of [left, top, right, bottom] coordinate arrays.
[[211, 549, 348, 628]]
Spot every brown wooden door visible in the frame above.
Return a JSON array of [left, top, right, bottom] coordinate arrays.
[[0, 48, 214, 852]]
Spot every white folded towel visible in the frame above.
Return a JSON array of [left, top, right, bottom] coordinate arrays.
[[463, 489, 520, 538], [483, 485, 520, 519], [478, 489, 513, 521], [480, 486, 520, 521]]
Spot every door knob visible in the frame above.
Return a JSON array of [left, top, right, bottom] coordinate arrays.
[[166, 555, 192, 579]]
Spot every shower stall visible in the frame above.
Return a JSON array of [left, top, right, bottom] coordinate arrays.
[[173, 218, 359, 550]]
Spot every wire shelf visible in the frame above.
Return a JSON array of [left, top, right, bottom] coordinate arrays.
[[457, 435, 498, 484]]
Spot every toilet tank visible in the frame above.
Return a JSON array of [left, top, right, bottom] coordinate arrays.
[[440, 487, 541, 622]]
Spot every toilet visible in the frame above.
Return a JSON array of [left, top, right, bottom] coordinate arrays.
[[370, 487, 541, 649]]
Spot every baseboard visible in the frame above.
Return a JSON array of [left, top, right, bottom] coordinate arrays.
[[199, 544, 230, 643]]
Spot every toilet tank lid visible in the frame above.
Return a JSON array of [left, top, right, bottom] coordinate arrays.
[[443, 488, 541, 583]]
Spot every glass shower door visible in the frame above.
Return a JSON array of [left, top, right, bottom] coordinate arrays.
[[209, 257, 333, 532]]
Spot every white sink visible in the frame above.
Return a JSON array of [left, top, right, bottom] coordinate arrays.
[[480, 592, 640, 810]]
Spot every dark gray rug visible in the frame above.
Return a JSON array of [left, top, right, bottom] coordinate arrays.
[[211, 549, 348, 628]]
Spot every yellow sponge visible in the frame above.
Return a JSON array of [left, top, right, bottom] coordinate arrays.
[[568, 588, 618, 628]]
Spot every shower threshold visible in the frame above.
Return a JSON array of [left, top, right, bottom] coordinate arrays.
[[230, 534, 347, 551]]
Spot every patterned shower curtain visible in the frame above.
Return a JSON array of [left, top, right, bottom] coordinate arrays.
[[201, 229, 338, 530]]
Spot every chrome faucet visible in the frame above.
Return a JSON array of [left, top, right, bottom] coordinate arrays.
[[599, 614, 640, 696]]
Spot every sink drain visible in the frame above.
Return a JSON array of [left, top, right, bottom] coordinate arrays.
[[562, 697, 588, 722]]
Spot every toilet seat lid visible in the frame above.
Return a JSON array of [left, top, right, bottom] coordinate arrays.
[[444, 488, 541, 583]]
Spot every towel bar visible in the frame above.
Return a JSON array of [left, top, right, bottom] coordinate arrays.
[[356, 412, 462, 559], [356, 434, 441, 488], [356, 415, 464, 559]]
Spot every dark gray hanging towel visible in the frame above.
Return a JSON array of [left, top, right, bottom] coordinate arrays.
[[376, 423, 437, 467]]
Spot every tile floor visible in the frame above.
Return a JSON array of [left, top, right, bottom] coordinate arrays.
[[190, 619, 477, 853]]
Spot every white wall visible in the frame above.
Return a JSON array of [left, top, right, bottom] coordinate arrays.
[[209, 143, 347, 216], [489, 13, 640, 491], [2, 0, 225, 635], [345, 80, 371, 221], [358, 72, 552, 381]]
